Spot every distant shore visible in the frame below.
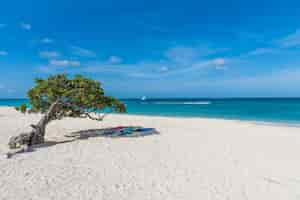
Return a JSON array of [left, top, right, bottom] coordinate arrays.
[[1, 106, 300, 199]]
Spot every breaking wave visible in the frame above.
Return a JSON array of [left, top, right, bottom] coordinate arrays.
[[152, 101, 212, 105]]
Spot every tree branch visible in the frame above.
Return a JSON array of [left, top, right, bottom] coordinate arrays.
[[82, 112, 107, 121]]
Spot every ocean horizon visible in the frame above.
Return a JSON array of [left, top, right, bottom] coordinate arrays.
[[1, 98, 300, 125]]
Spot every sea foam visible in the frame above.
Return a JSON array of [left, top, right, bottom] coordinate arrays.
[[152, 101, 211, 105]]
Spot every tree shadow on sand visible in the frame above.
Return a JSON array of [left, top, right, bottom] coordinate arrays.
[[65, 127, 160, 139], [6, 127, 159, 158]]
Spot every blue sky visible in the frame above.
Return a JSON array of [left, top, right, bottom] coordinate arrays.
[[1, 0, 300, 98]]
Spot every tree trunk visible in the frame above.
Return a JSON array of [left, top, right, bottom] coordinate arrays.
[[8, 100, 61, 149]]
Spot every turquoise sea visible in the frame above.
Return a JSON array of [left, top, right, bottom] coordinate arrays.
[[1, 98, 300, 124]]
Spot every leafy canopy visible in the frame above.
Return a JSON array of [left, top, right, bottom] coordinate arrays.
[[20, 74, 126, 118], [15, 104, 27, 114]]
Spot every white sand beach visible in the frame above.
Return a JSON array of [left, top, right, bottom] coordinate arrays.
[[1, 106, 300, 199]]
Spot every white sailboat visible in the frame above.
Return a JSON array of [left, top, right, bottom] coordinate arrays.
[[141, 96, 147, 101]]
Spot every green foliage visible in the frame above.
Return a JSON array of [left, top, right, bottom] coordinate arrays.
[[23, 74, 126, 118], [15, 104, 27, 114]]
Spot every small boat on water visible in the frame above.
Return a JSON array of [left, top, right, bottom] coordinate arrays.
[[141, 96, 147, 101]]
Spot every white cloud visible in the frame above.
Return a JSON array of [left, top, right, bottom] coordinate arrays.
[[84, 46, 227, 78], [71, 46, 96, 57], [50, 59, 80, 67], [41, 38, 54, 44], [243, 30, 300, 57], [210, 58, 227, 70], [164, 45, 228, 67], [39, 59, 82, 73], [85, 56, 228, 80], [39, 51, 60, 59], [210, 58, 225, 66], [0, 51, 8, 56], [179, 58, 227, 72], [107, 56, 122, 64], [158, 66, 169, 73], [85, 62, 161, 79], [247, 48, 275, 56], [81, 43, 229, 80], [20, 22, 31, 30], [278, 29, 300, 47], [243, 29, 300, 57]]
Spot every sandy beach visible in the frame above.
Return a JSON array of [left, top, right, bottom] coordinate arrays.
[[1, 106, 300, 199]]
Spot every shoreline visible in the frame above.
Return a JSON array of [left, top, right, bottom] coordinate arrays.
[[1, 105, 300, 128], [113, 113, 300, 128]]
